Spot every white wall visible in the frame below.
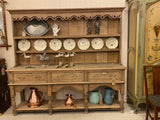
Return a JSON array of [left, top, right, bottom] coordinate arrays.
[[0, 0, 128, 101]]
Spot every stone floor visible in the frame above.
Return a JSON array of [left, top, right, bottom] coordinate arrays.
[[0, 103, 148, 120]]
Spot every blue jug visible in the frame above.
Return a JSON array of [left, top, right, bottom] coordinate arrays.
[[104, 88, 115, 105], [89, 91, 102, 104]]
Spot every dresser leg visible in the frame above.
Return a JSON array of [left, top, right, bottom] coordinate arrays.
[[48, 96, 52, 115], [84, 95, 88, 114], [84, 85, 88, 114], [10, 86, 17, 116], [120, 85, 124, 113], [48, 85, 52, 115]]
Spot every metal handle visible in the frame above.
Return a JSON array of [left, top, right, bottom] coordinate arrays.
[[102, 72, 107, 75]]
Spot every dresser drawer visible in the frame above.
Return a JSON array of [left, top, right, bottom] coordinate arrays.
[[88, 71, 122, 82], [13, 72, 47, 83], [52, 72, 84, 82]]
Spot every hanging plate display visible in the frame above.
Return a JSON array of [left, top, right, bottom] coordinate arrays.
[[78, 38, 90, 50], [49, 39, 62, 51], [18, 39, 31, 51], [91, 38, 104, 50], [34, 39, 47, 51], [105, 37, 118, 49], [63, 39, 76, 51], [24, 20, 49, 36]]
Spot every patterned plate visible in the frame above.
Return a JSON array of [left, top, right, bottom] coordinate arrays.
[[63, 39, 76, 51], [106, 37, 118, 49], [78, 38, 90, 50], [34, 39, 47, 51], [91, 38, 104, 50], [18, 39, 31, 51], [49, 39, 62, 51]]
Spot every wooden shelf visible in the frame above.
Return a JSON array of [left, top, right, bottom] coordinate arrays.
[[88, 100, 120, 109], [52, 99, 84, 110], [14, 34, 120, 40], [16, 49, 120, 54], [16, 101, 48, 111]]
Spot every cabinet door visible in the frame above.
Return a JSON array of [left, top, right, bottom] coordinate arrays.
[[128, 3, 137, 95]]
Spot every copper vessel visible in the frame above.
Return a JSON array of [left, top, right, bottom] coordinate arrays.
[[28, 87, 44, 108], [65, 94, 76, 106]]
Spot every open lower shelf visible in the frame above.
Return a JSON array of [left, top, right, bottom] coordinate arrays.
[[88, 100, 120, 109], [52, 99, 120, 111], [16, 101, 48, 111], [52, 99, 84, 110]]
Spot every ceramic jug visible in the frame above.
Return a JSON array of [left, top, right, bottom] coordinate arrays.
[[28, 87, 45, 108], [65, 94, 76, 106], [104, 88, 115, 105], [89, 91, 102, 104]]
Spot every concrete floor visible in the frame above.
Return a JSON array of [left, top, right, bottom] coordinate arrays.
[[0, 103, 147, 120]]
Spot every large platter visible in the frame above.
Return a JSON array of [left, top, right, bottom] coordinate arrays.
[[49, 39, 62, 51], [18, 39, 31, 51], [106, 37, 118, 49], [91, 38, 104, 50], [34, 39, 47, 51], [78, 38, 90, 50], [24, 20, 49, 36], [63, 39, 76, 51]]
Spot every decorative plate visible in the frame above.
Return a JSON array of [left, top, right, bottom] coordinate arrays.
[[49, 39, 62, 51], [91, 38, 104, 50], [105, 37, 118, 49], [63, 39, 76, 51], [34, 39, 47, 51], [24, 20, 49, 36], [18, 39, 31, 51], [78, 38, 90, 50]]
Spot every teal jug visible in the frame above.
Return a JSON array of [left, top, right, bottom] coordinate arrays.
[[89, 91, 102, 104], [104, 88, 115, 105]]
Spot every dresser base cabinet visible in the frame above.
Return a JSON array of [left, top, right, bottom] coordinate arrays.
[[7, 64, 126, 115]]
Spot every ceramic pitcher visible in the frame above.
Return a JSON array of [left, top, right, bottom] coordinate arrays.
[[89, 91, 102, 104], [104, 88, 115, 105]]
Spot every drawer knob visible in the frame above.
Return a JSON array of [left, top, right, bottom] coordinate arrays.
[[102, 72, 107, 75]]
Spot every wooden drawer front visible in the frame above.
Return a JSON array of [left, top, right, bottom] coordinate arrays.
[[88, 71, 122, 82], [14, 72, 46, 83], [52, 85, 83, 92], [52, 72, 84, 82]]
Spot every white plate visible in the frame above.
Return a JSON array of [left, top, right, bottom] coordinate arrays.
[[18, 39, 31, 51], [78, 38, 90, 50], [34, 39, 47, 51], [63, 39, 76, 51], [91, 38, 104, 50], [106, 37, 118, 49], [49, 39, 62, 51]]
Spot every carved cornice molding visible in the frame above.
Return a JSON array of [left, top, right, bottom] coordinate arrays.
[[8, 8, 124, 21]]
